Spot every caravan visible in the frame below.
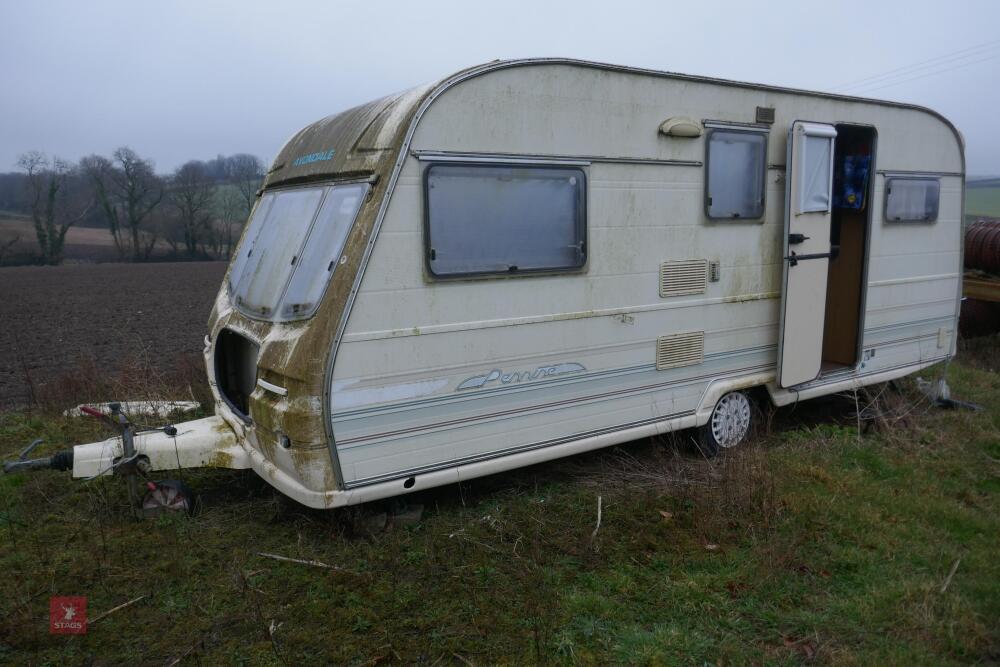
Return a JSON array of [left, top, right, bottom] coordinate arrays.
[[66, 59, 964, 508]]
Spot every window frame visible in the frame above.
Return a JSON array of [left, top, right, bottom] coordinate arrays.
[[883, 176, 941, 224], [421, 161, 589, 281], [703, 124, 770, 221]]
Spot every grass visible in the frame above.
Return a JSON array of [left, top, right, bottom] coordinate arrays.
[[966, 184, 1000, 218], [0, 342, 998, 664]]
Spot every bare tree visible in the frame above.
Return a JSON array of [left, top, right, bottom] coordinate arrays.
[[156, 210, 185, 255], [16, 151, 91, 265], [82, 147, 164, 261], [169, 160, 216, 256], [217, 184, 245, 259], [0, 234, 20, 265], [225, 153, 265, 216]]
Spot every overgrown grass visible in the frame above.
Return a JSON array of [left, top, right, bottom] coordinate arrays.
[[0, 347, 998, 664]]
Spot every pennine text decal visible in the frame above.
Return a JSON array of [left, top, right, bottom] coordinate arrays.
[[292, 149, 335, 167], [456, 362, 586, 391]]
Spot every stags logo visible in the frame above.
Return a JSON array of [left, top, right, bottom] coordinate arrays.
[[456, 362, 586, 391], [50, 596, 87, 634]]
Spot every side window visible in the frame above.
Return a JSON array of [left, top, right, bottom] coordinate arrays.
[[424, 163, 587, 278], [705, 128, 768, 220], [884, 178, 940, 222]]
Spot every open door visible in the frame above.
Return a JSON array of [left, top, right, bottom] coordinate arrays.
[[777, 121, 838, 387]]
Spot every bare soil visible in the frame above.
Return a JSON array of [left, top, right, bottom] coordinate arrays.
[[0, 262, 227, 408]]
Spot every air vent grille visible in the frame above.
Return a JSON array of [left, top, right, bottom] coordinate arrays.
[[656, 331, 705, 371], [756, 106, 776, 124], [659, 259, 708, 297]]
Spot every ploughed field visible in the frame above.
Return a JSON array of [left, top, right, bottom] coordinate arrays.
[[0, 262, 227, 408]]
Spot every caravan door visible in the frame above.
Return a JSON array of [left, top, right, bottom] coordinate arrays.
[[777, 121, 838, 387]]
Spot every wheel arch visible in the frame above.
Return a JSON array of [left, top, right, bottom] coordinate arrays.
[[694, 371, 775, 426]]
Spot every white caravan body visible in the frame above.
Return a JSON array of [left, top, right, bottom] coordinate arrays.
[[185, 60, 963, 508]]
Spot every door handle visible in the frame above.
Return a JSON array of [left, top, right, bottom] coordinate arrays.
[[785, 251, 832, 267], [788, 233, 810, 244]]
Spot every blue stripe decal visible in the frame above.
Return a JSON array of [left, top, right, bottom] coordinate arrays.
[[333, 343, 777, 421]]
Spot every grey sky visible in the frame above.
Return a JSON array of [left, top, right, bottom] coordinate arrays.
[[2, 0, 998, 175]]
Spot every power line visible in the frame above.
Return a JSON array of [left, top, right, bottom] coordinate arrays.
[[830, 38, 1000, 90], [841, 47, 1000, 93], [829, 38, 1000, 92], [847, 51, 1000, 95]]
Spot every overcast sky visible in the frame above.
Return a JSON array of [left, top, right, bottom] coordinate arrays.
[[2, 0, 999, 175]]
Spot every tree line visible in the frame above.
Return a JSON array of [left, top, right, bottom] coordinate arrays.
[[0, 148, 266, 265]]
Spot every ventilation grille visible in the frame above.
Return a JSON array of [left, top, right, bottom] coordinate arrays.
[[756, 106, 776, 124], [656, 331, 705, 371], [659, 259, 708, 297]]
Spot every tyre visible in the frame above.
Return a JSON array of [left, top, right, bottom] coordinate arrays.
[[697, 390, 753, 457]]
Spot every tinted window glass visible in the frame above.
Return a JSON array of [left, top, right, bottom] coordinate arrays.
[[706, 130, 767, 219], [425, 164, 586, 277]]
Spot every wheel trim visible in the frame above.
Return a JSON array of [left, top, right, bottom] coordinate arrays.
[[710, 392, 751, 448], [143, 483, 190, 512]]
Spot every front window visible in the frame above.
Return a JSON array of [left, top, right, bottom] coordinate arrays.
[[228, 182, 368, 320]]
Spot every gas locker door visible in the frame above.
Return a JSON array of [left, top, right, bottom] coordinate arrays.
[[777, 121, 838, 387]]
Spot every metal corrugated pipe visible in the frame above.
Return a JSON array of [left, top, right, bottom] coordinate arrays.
[[965, 220, 1000, 274]]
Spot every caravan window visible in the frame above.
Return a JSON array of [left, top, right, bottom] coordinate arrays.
[[228, 182, 368, 321], [424, 163, 587, 278], [705, 128, 767, 220], [795, 124, 837, 214], [884, 178, 940, 222]]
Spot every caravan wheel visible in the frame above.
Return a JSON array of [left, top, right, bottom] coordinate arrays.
[[141, 480, 194, 516], [697, 391, 752, 457]]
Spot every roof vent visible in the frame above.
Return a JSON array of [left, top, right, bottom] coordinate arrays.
[[756, 106, 776, 124], [656, 331, 705, 371], [659, 259, 708, 297]]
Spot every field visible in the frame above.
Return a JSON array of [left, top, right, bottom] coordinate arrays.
[[1, 215, 123, 264], [0, 215, 175, 265], [966, 182, 1000, 219], [0, 262, 227, 408], [0, 262, 997, 663]]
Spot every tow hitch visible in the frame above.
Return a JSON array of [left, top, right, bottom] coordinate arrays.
[[3, 402, 247, 518], [2, 438, 74, 474]]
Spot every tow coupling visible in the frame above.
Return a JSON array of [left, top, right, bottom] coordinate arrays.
[[3, 402, 247, 518]]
